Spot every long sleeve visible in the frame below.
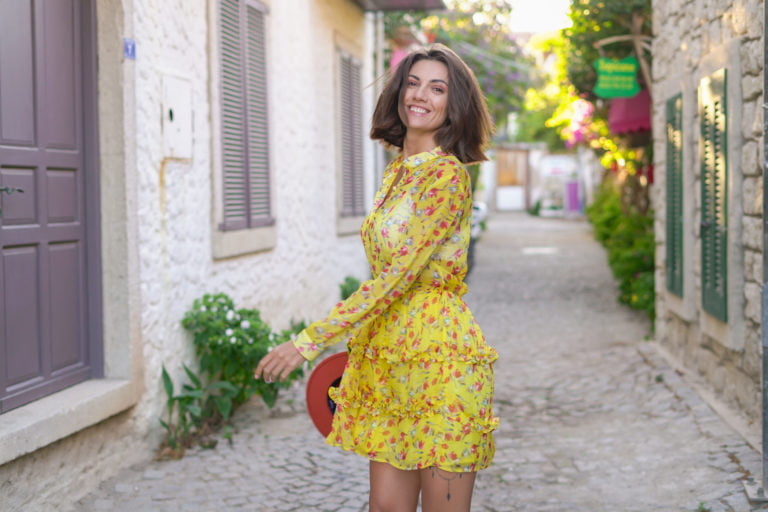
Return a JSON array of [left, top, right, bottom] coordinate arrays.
[[293, 158, 470, 361]]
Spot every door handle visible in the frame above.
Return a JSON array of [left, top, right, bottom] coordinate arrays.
[[0, 186, 24, 217]]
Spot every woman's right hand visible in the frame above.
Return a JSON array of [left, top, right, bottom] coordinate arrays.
[[253, 340, 306, 383]]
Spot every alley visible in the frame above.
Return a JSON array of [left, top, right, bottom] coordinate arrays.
[[74, 213, 762, 512]]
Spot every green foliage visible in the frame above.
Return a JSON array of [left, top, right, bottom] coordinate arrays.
[[527, 199, 542, 217], [512, 33, 568, 150], [159, 363, 239, 457], [385, 1, 534, 128], [565, 0, 652, 97], [181, 293, 307, 407], [339, 276, 362, 300], [158, 293, 307, 458], [586, 180, 655, 321]]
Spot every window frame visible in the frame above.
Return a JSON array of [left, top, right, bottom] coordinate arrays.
[[334, 38, 367, 236], [211, 0, 276, 258]]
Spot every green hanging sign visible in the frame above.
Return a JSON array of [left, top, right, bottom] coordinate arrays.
[[593, 56, 641, 98]]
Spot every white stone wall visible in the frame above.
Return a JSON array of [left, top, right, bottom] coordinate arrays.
[[652, 0, 764, 425], [1, 0, 373, 509]]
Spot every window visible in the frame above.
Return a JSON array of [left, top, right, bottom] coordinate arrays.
[[219, 0, 272, 230], [665, 93, 683, 297], [338, 50, 365, 218], [699, 69, 727, 321]]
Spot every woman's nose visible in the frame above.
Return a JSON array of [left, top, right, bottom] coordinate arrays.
[[412, 85, 427, 101]]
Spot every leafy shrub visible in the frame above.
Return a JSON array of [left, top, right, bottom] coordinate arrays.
[[339, 275, 361, 300], [158, 293, 306, 458], [586, 181, 655, 321]]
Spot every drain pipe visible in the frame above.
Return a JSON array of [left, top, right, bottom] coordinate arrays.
[[745, 3, 768, 502], [755, 0, 768, 499]]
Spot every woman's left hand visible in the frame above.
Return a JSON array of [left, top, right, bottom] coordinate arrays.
[[254, 341, 306, 383]]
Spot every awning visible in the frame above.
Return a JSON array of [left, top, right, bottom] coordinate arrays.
[[351, 0, 446, 11], [608, 87, 651, 134]]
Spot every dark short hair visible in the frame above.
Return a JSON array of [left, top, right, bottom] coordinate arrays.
[[369, 44, 494, 164]]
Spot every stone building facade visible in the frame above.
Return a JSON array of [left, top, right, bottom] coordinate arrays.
[[652, 0, 764, 436], [0, 0, 397, 509]]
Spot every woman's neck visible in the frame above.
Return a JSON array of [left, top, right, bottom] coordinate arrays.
[[402, 132, 438, 159]]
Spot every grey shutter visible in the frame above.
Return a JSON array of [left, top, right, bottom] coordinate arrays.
[[665, 93, 683, 297], [245, 4, 271, 226], [699, 69, 727, 321], [339, 53, 365, 217], [219, 0, 272, 230], [219, 0, 247, 230]]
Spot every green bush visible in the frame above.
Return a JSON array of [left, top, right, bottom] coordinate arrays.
[[339, 275, 362, 300], [158, 293, 306, 458], [586, 181, 655, 321]]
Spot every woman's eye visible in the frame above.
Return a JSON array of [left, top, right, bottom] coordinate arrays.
[[408, 81, 418, 87], [433, 87, 445, 94]]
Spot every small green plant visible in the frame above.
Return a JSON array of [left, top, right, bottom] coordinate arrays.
[[158, 293, 307, 458], [158, 363, 239, 458], [696, 502, 711, 512], [181, 293, 306, 407], [527, 199, 542, 217], [339, 276, 361, 300], [586, 180, 655, 321]]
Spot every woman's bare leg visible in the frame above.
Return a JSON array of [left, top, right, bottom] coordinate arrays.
[[419, 467, 476, 512], [368, 461, 420, 512]]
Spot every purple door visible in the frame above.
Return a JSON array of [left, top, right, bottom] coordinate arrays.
[[0, 0, 101, 412]]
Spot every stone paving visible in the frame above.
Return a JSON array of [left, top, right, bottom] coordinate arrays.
[[73, 212, 766, 511]]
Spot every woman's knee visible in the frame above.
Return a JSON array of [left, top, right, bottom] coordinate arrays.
[[419, 467, 476, 512], [369, 461, 420, 512]]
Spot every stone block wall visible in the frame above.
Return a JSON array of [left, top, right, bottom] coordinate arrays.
[[652, 0, 764, 426]]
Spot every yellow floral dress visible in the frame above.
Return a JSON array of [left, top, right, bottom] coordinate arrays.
[[293, 147, 498, 472]]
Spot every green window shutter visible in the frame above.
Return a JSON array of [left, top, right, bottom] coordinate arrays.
[[665, 93, 684, 297], [339, 52, 365, 217], [219, 0, 272, 231], [699, 69, 727, 321]]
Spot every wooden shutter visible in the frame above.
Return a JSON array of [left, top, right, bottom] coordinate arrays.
[[665, 93, 683, 297], [699, 69, 727, 321], [219, 0, 272, 230], [245, 4, 271, 226], [339, 52, 365, 217]]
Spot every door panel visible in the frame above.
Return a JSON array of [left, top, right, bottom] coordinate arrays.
[[0, 0, 35, 146], [3, 245, 41, 385], [49, 242, 83, 371], [43, 0, 79, 150]]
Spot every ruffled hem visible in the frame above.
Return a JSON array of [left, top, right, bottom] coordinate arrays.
[[350, 343, 498, 365], [329, 392, 498, 432], [326, 406, 496, 472]]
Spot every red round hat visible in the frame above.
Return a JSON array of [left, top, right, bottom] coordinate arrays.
[[306, 351, 348, 437]]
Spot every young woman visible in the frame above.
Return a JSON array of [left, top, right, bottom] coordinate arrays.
[[255, 44, 498, 512]]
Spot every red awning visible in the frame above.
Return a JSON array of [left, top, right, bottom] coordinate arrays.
[[608, 88, 651, 134]]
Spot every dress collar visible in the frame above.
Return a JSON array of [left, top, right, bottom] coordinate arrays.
[[401, 146, 447, 170]]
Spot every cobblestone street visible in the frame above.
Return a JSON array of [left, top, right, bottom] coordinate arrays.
[[73, 213, 764, 511]]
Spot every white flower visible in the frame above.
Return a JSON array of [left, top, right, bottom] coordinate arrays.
[[200, 306, 207, 312], [226, 310, 235, 321], [211, 307, 218, 313], [241, 320, 251, 329], [230, 337, 237, 344], [225, 328, 234, 336]]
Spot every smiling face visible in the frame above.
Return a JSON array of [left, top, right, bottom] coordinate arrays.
[[398, 59, 449, 142]]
